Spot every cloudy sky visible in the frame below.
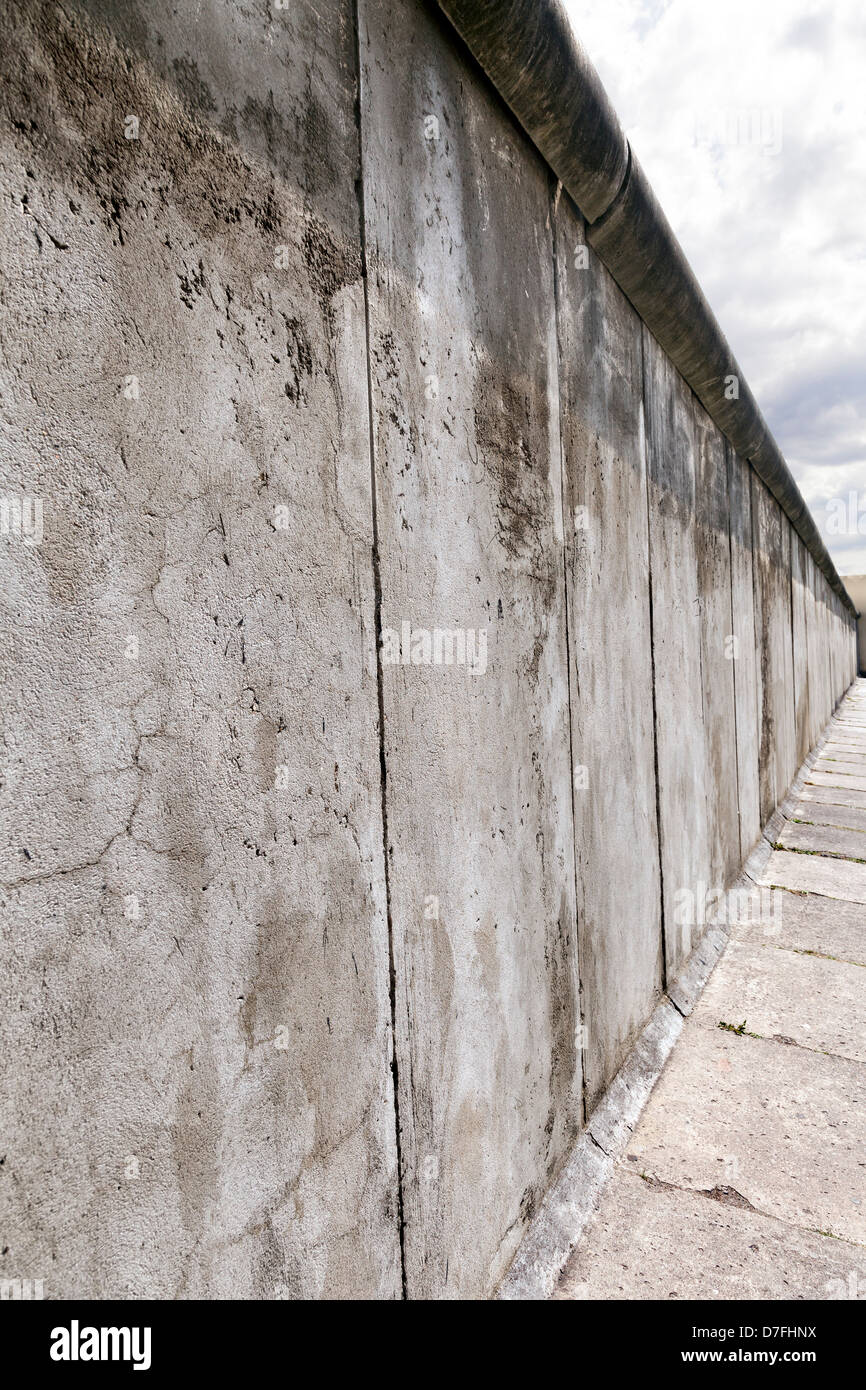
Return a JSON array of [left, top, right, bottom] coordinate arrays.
[[563, 0, 866, 574]]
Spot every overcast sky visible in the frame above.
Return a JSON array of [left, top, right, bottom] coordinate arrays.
[[562, 0, 866, 575]]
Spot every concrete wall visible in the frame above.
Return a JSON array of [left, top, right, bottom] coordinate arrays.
[[0, 0, 857, 1299], [555, 196, 662, 1117], [0, 0, 401, 1302], [843, 575, 866, 675]]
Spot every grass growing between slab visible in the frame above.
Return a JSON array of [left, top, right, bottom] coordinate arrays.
[[792, 816, 866, 835], [771, 841, 866, 866], [717, 1019, 762, 1039], [786, 946, 865, 968]]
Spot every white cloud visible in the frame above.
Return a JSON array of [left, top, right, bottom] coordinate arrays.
[[563, 0, 866, 572]]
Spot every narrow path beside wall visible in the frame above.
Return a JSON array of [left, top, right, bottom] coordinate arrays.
[[555, 680, 866, 1300]]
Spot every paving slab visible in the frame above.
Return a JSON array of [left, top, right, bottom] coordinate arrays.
[[822, 741, 866, 759], [807, 769, 866, 794], [787, 799, 866, 834], [730, 889, 866, 967], [799, 783, 866, 811], [815, 758, 866, 779], [691, 937, 866, 1062], [555, 1170, 866, 1301], [620, 1026, 866, 1243], [762, 849, 866, 904], [778, 819, 866, 862]]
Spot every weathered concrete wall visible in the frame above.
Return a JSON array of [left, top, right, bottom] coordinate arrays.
[[694, 408, 740, 891], [752, 476, 797, 825], [358, 0, 580, 1299], [0, 0, 401, 1301], [642, 329, 711, 978], [792, 535, 811, 769], [832, 587, 859, 691], [727, 446, 762, 858], [807, 550, 832, 746], [0, 0, 856, 1300], [843, 575, 866, 675], [554, 199, 662, 1114]]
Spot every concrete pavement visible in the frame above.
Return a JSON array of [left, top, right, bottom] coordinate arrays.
[[555, 680, 866, 1301]]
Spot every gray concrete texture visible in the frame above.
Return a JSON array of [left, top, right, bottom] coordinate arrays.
[[641, 326, 712, 979], [435, 5, 851, 619], [556, 686, 866, 1301], [0, 0, 857, 1298], [0, 0, 402, 1302], [554, 195, 662, 1115], [843, 574, 866, 675], [556, 1171, 866, 1301]]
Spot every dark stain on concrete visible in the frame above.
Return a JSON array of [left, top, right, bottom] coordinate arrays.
[[472, 362, 553, 595], [543, 890, 580, 1168], [172, 1043, 221, 1237], [281, 314, 314, 405], [302, 208, 362, 312], [252, 1214, 287, 1299], [172, 54, 217, 116]]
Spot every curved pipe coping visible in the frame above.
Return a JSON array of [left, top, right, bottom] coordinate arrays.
[[436, 0, 856, 615], [436, 0, 627, 223]]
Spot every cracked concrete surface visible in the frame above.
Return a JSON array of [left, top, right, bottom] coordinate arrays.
[[0, 0, 859, 1301], [555, 682, 866, 1300], [0, 0, 400, 1300]]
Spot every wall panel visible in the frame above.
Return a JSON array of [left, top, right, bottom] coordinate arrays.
[[555, 197, 663, 1111], [642, 329, 712, 976], [727, 448, 762, 857], [694, 410, 740, 888], [0, 0, 400, 1299], [359, 0, 580, 1298]]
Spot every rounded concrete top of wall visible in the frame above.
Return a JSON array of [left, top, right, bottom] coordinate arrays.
[[436, 0, 856, 616], [437, 0, 629, 224]]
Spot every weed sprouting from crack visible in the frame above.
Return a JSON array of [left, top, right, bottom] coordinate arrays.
[[717, 1019, 762, 1039]]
